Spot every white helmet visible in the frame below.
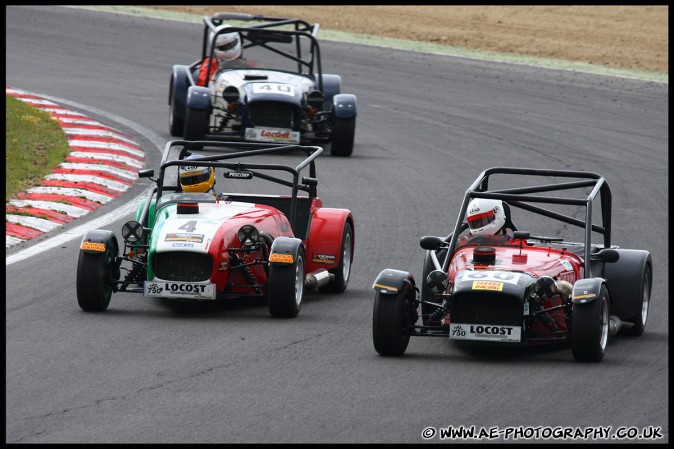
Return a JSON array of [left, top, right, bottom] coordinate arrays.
[[466, 198, 506, 236], [211, 25, 241, 62]]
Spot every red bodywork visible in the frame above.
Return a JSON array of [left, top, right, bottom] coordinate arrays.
[[446, 241, 584, 339]]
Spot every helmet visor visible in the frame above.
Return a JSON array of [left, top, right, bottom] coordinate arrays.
[[180, 170, 211, 186], [216, 37, 239, 52], [468, 210, 495, 230]]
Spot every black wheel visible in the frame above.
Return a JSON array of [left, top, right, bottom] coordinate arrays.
[[372, 285, 415, 356], [330, 117, 355, 157], [183, 107, 209, 141], [76, 249, 116, 312], [169, 85, 184, 137], [571, 285, 610, 362], [268, 247, 305, 318], [624, 264, 652, 336], [319, 221, 353, 293]]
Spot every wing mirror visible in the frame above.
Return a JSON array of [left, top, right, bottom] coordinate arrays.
[[420, 236, 446, 250], [591, 248, 620, 263]]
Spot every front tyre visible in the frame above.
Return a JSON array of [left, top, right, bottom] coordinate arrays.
[[372, 285, 415, 356], [169, 91, 184, 137], [319, 221, 353, 293], [183, 107, 209, 141], [76, 249, 117, 312], [624, 264, 652, 336], [268, 247, 305, 318], [330, 117, 355, 157], [571, 285, 610, 362]]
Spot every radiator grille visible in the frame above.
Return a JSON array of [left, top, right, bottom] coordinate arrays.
[[249, 101, 294, 128], [154, 251, 213, 282], [452, 293, 521, 326]]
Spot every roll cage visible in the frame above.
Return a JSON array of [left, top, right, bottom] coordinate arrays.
[[138, 141, 322, 238], [194, 12, 324, 92], [443, 167, 613, 278]]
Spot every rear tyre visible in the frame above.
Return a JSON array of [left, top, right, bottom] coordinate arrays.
[[319, 221, 353, 293], [372, 285, 414, 356], [76, 249, 116, 312], [571, 285, 610, 362], [330, 117, 355, 157], [183, 107, 209, 141], [624, 264, 651, 336], [268, 248, 305, 318]]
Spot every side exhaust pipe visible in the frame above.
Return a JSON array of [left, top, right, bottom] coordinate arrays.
[[304, 269, 334, 290], [609, 315, 628, 337]]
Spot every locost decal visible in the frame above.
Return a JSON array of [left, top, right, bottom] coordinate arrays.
[[245, 127, 300, 144], [144, 281, 216, 300], [449, 323, 522, 343]]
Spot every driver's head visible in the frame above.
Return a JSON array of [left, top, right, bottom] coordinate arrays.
[[178, 154, 215, 193], [210, 25, 241, 63], [466, 198, 506, 236]]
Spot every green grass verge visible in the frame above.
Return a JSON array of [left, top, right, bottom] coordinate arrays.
[[5, 95, 71, 202]]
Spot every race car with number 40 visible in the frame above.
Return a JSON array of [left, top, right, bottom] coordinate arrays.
[[169, 12, 357, 156], [76, 140, 354, 318], [372, 168, 652, 362]]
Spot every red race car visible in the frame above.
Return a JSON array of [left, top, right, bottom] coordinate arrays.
[[77, 141, 354, 318], [372, 167, 652, 362]]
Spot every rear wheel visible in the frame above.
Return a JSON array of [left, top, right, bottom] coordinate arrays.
[[624, 265, 651, 336], [319, 221, 353, 293], [268, 248, 305, 318], [183, 107, 209, 141], [76, 249, 117, 312], [372, 285, 415, 356], [571, 285, 610, 362], [330, 117, 355, 157]]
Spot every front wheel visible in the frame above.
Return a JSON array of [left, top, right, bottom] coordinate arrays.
[[183, 107, 209, 141], [76, 249, 117, 312], [169, 78, 185, 137], [319, 221, 353, 293], [624, 264, 652, 336], [330, 117, 355, 157], [268, 248, 305, 318], [571, 285, 610, 362], [372, 285, 415, 356]]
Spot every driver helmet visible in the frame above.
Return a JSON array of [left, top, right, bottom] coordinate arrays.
[[211, 25, 241, 63], [466, 198, 506, 236], [179, 154, 215, 193]]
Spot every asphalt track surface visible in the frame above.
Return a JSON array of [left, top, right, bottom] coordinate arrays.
[[5, 6, 669, 444]]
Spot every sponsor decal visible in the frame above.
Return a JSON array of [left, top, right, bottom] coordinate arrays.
[[144, 281, 216, 299], [269, 253, 294, 264], [171, 242, 194, 248], [312, 254, 336, 264], [165, 232, 204, 243], [472, 281, 504, 291], [225, 170, 254, 179], [244, 127, 300, 144], [450, 323, 521, 342], [560, 259, 574, 271], [81, 241, 106, 252]]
